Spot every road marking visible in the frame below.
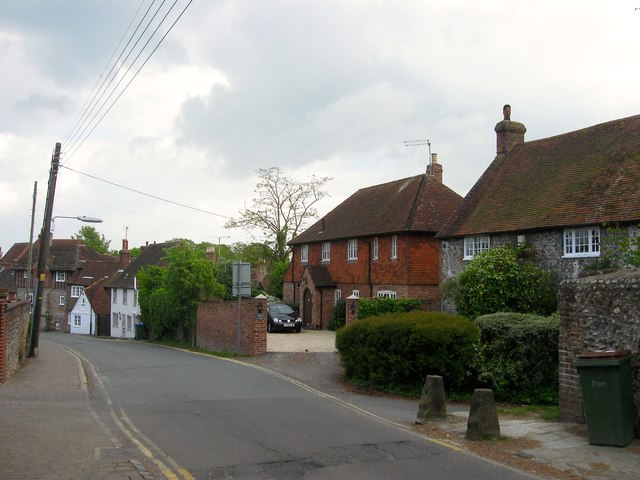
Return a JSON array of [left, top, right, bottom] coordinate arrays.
[[175, 347, 464, 453], [64, 346, 194, 479]]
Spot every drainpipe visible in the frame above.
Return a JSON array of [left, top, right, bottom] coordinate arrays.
[[360, 239, 373, 297]]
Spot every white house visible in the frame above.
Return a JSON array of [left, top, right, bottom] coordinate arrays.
[[68, 291, 98, 335], [105, 241, 177, 339]]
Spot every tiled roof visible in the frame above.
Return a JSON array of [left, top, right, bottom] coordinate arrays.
[[305, 265, 335, 287], [0, 243, 30, 268], [290, 174, 462, 244], [438, 114, 640, 238], [83, 276, 112, 318], [105, 241, 179, 289], [67, 260, 120, 287], [12, 239, 116, 271]]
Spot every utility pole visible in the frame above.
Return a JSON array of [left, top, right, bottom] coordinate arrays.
[[29, 143, 61, 358]]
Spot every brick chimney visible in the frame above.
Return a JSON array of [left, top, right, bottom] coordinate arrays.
[[426, 152, 443, 183], [119, 239, 130, 268], [495, 104, 526, 154]]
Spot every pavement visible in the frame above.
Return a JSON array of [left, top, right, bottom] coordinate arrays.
[[0, 331, 638, 479]]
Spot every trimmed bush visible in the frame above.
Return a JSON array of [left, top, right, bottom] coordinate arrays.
[[336, 311, 479, 394], [328, 299, 346, 331], [475, 312, 559, 404], [448, 245, 557, 320], [359, 297, 422, 320]]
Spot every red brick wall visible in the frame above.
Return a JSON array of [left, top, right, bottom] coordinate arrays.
[[197, 297, 267, 356], [1, 291, 30, 383]]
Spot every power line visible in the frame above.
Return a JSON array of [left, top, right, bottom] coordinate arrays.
[[59, 164, 231, 219], [62, 0, 149, 146], [62, 0, 194, 164], [57, 193, 222, 231]]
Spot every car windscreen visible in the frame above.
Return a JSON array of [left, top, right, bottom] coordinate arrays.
[[269, 304, 294, 315]]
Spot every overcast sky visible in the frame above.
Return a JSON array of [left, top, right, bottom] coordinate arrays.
[[1, 0, 639, 254]]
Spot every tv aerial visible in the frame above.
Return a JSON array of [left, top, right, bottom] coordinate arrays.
[[404, 139, 431, 156]]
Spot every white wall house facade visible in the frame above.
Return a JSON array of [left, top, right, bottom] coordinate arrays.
[[109, 286, 139, 339], [68, 291, 97, 335]]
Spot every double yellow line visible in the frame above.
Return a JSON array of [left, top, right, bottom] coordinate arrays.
[[69, 347, 194, 480]]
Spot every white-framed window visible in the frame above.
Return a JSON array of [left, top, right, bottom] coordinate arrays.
[[23, 270, 28, 279], [123, 289, 128, 305], [301, 244, 309, 262], [73, 315, 81, 327], [71, 285, 83, 298], [28, 293, 33, 305], [127, 315, 133, 332], [133, 290, 138, 307], [377, 290, 397, 299], [463, 236, 490, 260], [334, 289, 342, 304], [321, 242, 331, 262], [347, 239, 358, 260], [112, 312, 118, 328], [56, 271, 66, 282], [352, 289, 360, 298], [112, 289, 118, 304], [59, 295, 65, 306], [391, 235, 398, 259], [373, 237, 379, 260], [564, 227, 600, 257]]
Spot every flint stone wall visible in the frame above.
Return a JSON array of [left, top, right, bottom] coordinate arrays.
[[559, 269, 640, 436]]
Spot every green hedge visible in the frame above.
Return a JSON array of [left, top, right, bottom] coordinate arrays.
[[336, 311, 479, 394], [475, 312, 559, 404], [358, 297, 422, 319]]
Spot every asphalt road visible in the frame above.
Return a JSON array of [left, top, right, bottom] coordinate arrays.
[[48, 334, 537, 480]]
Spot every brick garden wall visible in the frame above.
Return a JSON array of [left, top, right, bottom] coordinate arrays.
[[558, 269, 640, 436], [196, 297, 267, 356], [1, 291, 31, 383]]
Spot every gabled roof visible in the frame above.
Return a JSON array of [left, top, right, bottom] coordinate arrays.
[[0, 243, 30, 268], [438, 113, 640, 238], [83, 276, 111, 318], [290, 174, 462, 244], [12, 239, 116, 271], [105, 241, 179, 289]]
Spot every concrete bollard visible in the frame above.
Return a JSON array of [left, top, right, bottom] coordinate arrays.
[[415, 375, 447, 424], [465, 388, 501, 440]]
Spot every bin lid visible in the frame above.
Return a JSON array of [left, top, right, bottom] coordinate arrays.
[[577, 349, 631, 360]]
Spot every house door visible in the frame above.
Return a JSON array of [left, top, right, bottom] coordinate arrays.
[[303, 289, 313, 328]]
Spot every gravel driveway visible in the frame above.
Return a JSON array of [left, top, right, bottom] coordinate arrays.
[[267, 329, 336, 352]]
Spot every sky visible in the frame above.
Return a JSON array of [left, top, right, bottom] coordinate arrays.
[[1, 0, 640, 254]]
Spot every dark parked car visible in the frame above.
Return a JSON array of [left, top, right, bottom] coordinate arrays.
[[267, 304, 302, 333]]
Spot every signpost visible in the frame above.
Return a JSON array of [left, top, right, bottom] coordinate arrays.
[[232, 262, 251, 355]]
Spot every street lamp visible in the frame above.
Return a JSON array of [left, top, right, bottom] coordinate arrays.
[[29, 214, 103, 357], [51, 215, 102, 232]]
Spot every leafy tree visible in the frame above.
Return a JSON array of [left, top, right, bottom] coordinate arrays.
[[137, 241, 225, 344], [225, 167, 331, 263], [72, 226, 111, 254], [447, 244, 556, 319]]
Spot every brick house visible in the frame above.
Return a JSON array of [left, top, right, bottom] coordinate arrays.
[[438, 105, 640, 311], [284, 157, 462, 329], [5, 239, 120, 331]]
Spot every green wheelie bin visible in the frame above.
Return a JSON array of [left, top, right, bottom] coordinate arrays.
[[573, 350, 635, 447]]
